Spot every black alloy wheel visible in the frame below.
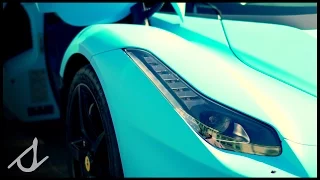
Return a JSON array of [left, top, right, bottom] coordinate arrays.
[[65, 65, 123, 178]]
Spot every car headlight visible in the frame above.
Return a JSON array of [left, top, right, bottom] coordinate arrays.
[[124, 48, 282, 156]]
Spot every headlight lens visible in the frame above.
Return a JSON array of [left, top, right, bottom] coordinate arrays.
[[124, 48, 282, 156]]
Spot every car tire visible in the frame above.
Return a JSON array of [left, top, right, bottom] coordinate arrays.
[[65, 64, 123, 178]]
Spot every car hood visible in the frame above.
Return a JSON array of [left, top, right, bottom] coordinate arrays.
[[222, 20, 317, 97], [149, 13, 316, 145], [150, 12, 317, 97]]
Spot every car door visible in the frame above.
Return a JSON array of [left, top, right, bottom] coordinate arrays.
[[3, 3, 60, 122]]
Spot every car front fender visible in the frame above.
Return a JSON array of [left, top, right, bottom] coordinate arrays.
[[59, 23, 190, 79]]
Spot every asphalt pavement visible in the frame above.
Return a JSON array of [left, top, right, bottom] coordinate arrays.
[[4, 118, 70, 177]]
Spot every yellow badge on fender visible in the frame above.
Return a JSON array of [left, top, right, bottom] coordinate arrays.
[[85, 156, 90, 172]]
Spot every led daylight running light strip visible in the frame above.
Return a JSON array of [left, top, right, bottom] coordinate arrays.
[[124, 48, 281, 156]]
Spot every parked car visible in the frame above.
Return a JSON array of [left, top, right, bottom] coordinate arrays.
[[3, 2, 317, 178]]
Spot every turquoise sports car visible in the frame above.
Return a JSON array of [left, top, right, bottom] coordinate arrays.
[[3, 2, 317, 178]]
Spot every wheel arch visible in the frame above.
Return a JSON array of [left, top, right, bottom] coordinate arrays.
[[59, 23, 129, 85], [58, 23, 185, 120], [59, 22, 184, 80], [60, 53, 89, 112], [62, 53, 90, 89]]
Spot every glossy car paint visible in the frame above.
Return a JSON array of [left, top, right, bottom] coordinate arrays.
[[3, 2, 316, 177], [222, 20, 317, 97], [90, 49, 311, 177], [60, 23, 316, 176], [304, 30, 317, 38], [150, 12, 317, 97], [149, 13, 317, 145]]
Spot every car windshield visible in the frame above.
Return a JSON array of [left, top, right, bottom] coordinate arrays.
[[160, 3, 317, 30]]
